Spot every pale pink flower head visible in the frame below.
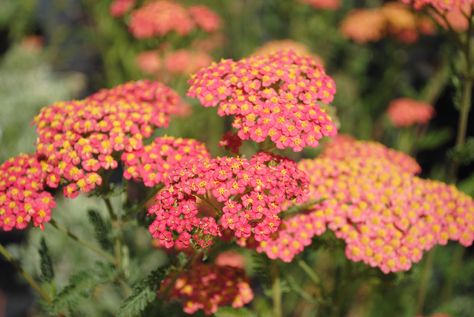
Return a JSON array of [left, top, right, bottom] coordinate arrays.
[[148, 152, 309, 250], [161, 263, 253, 315], [136, 51, 161, 74], [122, 136, 210, 187], [164, 49, 213, 75], [0, 154, 55, 231], [34, 80, 182, 198], [340, 9, 387, 43], [387, 98, 435, 127], [188, 5, 221, 33], [301, 0, 341, 10], [215, 250, 246, 268], [110, 0, 135, 17], [188, 50, 337, 152]]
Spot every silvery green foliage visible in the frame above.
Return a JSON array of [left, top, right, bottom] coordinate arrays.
[[0, 45, 84, 160]]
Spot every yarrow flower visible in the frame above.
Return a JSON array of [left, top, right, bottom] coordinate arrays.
[[258, 155, 474, 273], [148, 152, 308, 250], [136, 51, 161, 74], [122, 136, 210, 187], [400, 0, 472, 11], [387, 98, 435, 127], [188, 50, 337, 151], [321, 135, 421, 174], [252, 39, 324, 65], [300, 0, 341, 10], [215, 250, 246, 268], [341, 3, 434, 43], [0, 154, 55, 231], [109, 0, 135, 17], [163, 49, 213, 76], [34, 80, 181, 198], [129, 1, 221, 39], [161, 263, 253, 315]]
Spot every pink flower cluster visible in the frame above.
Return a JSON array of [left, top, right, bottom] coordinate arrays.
[[0, 154, 55, 231], [129, 1, 221, 39], [188, 50, 337, 151], [34, 80, 181, 198], [161, 263, 253, 315], [109, 0, 135, 17], [387, 98, 435, 127], [148, 152, 308, 250], [164, 50, 213, 75], [301, 0, 341, 10], [400, 0, 472, 11], [122, 136, 210, 187], [252, 40, 324, 65], [259, 153, 474, 273], [321, 135, 421, 174]]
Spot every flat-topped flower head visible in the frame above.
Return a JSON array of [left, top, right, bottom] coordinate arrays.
[[122, 136, 210, 187], [321, 135, 421, 174], [0, 154, 55, 231], [387, 98, 435, 127], [252, 40, 324, 65], [109, 0, 135, 17], [188, 50, 337, 152], [161, 263, 253, 315], [148, 152, 308, 249], [278, 157, 474, 273], [129, 1, 221, 39], [163, 49, 213, 75], [34, 80, 181, 198]]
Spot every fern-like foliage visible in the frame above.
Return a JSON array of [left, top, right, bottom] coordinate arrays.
[[87, 209, 113, 251], [117, 267, 169, 317], [252, 252, 272, 288], [38, 237, 54, 283]]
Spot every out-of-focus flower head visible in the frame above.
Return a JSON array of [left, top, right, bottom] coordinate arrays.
[[341, 3, 435, 43], [148, 152, 308, 250], [0, 154, 55, 231], [21, 35, 43, 52], [259, 155, 474, 273], [215, 250, 246, 268], [252, 39, 324, 65], [161, 263, 253, 315], [400, 0, 472, 11], [219, 132, 243, 154], [188, 50, 337, 152], [321, 135, 421, 174], [136, 51, 161, 74], [122, 136, 210, 187], [34, 80, 181, 198], [387, 98, 435, 127], [188, 5, 221, 33], [129, 1, 221, 39], [110, 0, 135, 17], [164, 49, 213, 75], [300, 0, 341, 10]]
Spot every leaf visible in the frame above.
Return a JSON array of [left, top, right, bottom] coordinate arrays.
[[215, 307, 257, 317], [38, 237, 54, 283], [449, 137, 474, 166], [117, 267, 169, 317], [458, 172, 474, 196], [52, 263, 115, 313], [415, 128, 452, 150], [87, 209, 113, 251]]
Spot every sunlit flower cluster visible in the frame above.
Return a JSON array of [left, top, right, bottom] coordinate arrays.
[[129, 1, 220, 39], [161, 263, 253, 315], [122, 136, 210, 187], [109, 0, 135, 17], [148, 152, 308, 249], [321, 135, 421, 174], [300, 0, 341, 10], [341, 3, 434, 43], [0, 154, 55, 231], [387, 98, 435, 127], [188, 50, 337, 151], [34, 80, 181, 198], [252, 39, 324, 65]]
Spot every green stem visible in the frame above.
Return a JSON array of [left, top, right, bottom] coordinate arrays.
[[104, 198, 123, 271], [0, 243, 52, 304], [297, 260, 323, 292], [271, 263, 282, 317], [49, 219, 115, 264], [416, 249, 435, 315]]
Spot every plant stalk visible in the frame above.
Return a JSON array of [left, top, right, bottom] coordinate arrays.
[[271, 263, 282, 317]]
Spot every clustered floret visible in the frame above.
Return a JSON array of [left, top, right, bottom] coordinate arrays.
[[129, 1, 221, 39], [387, 98, 435, 127], [161, 263, 253, 315], [188, 50, 337, 151], [34, 80, 181, 198], [258, 152, 474, 273], [122, 136, 210, 187], [0, 154, 55, 231], [148, 152, 308, 249], [321, 135, 421, 174]]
